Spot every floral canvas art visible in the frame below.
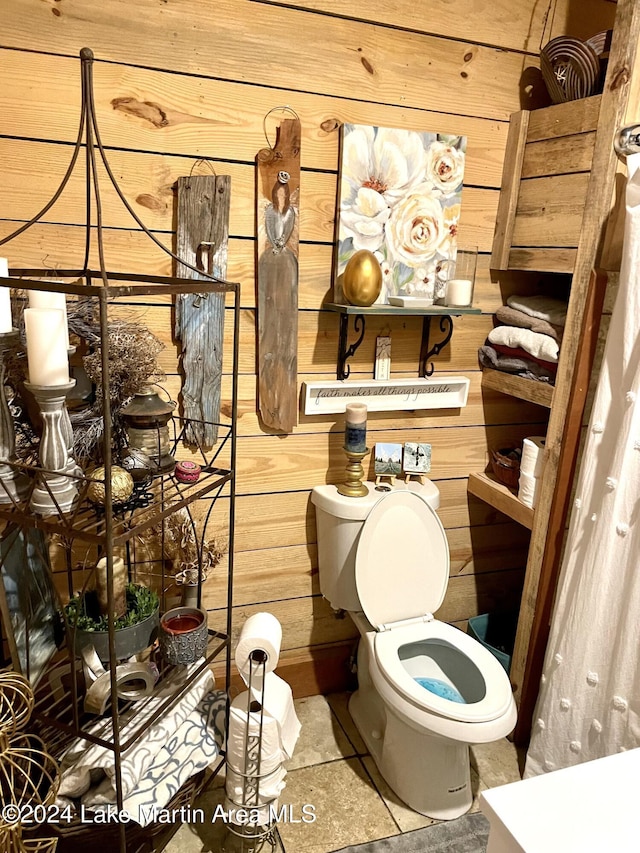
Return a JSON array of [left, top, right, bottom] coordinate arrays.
[[336, 124, 466, 303]]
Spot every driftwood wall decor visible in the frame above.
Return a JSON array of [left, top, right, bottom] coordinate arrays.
[[256, 116, 301, 433], [176, 173, 230, 446]]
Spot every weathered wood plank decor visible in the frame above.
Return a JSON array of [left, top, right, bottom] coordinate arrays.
[[176, 173, 230, 445], [256, 116, 301, 432]]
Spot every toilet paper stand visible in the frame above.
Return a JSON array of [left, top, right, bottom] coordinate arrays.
[[223, 650, 285, 852]]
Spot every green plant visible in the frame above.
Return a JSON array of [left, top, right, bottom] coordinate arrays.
[[65, 583, 159, 632]]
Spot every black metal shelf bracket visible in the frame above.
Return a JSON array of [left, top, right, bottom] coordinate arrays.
[[337, 312, 366, 379], [420, 314, 453, 377]]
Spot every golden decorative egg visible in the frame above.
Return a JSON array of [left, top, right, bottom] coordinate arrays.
[[87, 465, 135, 506], [342, 250, 383, 307]]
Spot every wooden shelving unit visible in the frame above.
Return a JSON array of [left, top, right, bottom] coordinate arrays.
[[470, 0, 640, 744]]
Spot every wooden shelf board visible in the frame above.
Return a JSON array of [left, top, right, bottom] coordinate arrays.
[[324, 302, 481, 316], [481, 368, 554, 408], [468, 471, 534, 529]]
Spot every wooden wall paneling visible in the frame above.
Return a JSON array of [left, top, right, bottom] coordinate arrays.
[[233, 424, 547, 494], [511, 0, 640, 741], [0, 140, 499, 249], [187, 478, 530, 554], [207, 567, 526, 650], [160, 370, 548, 437], [0, 49, 509, 187], [115, 305, 497, 376], [206, 521, 529, 610], [0, 0, 533, 120], [257, 0, 550, 53], [0, 221, 517, 314]]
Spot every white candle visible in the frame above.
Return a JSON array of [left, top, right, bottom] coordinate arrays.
[[29, 286, 70, 349], [24, 308, 69, 386], [0, 258, 13, 334], [446, 279, 473, 307], [345, 402, 367, 452]]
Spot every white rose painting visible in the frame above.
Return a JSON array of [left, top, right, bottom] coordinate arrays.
[[336, 124, 466, 303]]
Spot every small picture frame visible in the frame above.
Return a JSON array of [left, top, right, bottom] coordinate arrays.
[[374, 442, 403, 477], [403, 442, 432, 475]]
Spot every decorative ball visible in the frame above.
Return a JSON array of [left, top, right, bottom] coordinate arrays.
[[342, 250, 383, 307], [120, 447, 156, 482], [175, 460, 202, 484], [87, 465, 135, 506]]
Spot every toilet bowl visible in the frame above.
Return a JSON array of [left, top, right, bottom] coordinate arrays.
[[311, 482, 517, 820]]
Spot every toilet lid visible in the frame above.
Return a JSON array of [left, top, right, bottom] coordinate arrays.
[[355, 491, 449, 629]]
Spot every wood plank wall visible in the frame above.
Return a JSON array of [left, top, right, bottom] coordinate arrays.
[[0, 0, 615, 695]]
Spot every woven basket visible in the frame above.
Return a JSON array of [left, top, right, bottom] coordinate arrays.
[[490, 447, 522, 489]]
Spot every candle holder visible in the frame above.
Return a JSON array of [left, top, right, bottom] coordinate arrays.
[[25, 379, 80, 515], [61, 345, 83, 479], [0, 330, 30, 504], [337, 447, 369, 498]]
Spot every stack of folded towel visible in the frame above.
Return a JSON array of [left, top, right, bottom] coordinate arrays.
[[478, 294, 567, 383]]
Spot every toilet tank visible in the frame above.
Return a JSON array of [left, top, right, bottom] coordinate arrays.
[[311, 479, 440, 612]]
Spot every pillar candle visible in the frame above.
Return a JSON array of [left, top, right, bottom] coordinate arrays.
[[345, 402, 367, 452], [24, 308, 69, 386], [446, 279, 473, 308], [29, 287, 70, 348], [0, 258, 13, 334]]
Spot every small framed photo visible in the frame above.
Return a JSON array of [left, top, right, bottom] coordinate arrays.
[[403, 442, 431, 474], [374, 443, 403, 476]]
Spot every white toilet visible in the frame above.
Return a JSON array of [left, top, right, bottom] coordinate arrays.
[[311, 481, 517, 820]]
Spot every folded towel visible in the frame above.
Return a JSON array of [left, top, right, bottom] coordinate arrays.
[[495, 305, 564, 342], [492, 343, 558, 372], [506, 294, 568, 327], [478, 345, 555, 383], [488, 326, 559, 362]]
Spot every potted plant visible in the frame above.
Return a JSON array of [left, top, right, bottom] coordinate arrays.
[[65, 579, 159, 662]]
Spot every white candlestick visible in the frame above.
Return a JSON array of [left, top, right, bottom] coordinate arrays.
[[446, 279, 473, 307], [24, 308, 69, 386], [0, 259, 12, 334], [29, 286, 70, 349]]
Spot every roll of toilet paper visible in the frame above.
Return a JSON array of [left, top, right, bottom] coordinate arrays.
[[256, 672, 302, 760], [235, 612, 282, 684], [226, 689, 287, 774], [518, 471, 541, 508], [521, 436, 546, 478]]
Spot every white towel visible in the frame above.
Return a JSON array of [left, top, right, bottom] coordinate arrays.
[[506, 294, 568, 327], [488, 326, 559, 362]]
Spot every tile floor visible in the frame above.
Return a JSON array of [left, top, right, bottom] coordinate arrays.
[[167, 692, 526, 853]]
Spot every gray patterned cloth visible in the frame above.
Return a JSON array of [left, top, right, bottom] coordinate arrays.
[[56, 664, 226, 826]]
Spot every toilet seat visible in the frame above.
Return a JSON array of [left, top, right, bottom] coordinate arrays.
[[374, 619, 514, 723], [354, 490, 513, 725], [355, 490, 449, 629]]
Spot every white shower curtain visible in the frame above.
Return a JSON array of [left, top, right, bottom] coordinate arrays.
[[525, 154, 640, 777]]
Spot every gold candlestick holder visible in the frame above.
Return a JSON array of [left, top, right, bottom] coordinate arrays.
[[337, 447, 369, 497]]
